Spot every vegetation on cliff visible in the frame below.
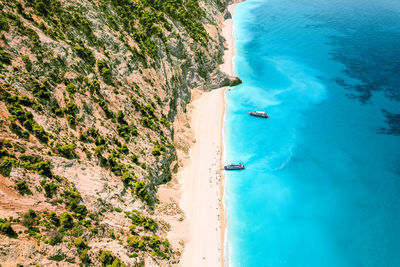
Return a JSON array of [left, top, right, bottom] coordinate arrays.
[[0, 0, 230, 265]]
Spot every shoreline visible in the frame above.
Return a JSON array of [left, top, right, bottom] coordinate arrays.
[[158, 2, 238, 266], [220, 3, 237, 267]]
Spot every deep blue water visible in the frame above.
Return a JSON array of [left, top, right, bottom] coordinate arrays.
[[224, 0, 400, 266]]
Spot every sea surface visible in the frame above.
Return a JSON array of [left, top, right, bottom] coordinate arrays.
[[224, 0, 400, 266]]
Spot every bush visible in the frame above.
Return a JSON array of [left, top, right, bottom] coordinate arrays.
[[97, 61, 112, 84], [65, 102, 78, 115], [73, 45, 95, 66], [151, 144, 165, 157], [115, 207, 122, 213], [99, 250, 126, 266], [0, 156, 13, 176], [121, 172, 135, 186], [134, 182, 152, 205], [48, 230, 63, 246], [31, 81, 49, 99], [15, 181, 32, 195], [33, 160, 52, 177], [23, 209, 40, 234], [55, 143, 76, 159], [140, 217, 158, 232], [74, 237, 88, 250], [72, 204, 88, 220], [10, 123, 29, 139], [151, 147, 161, 157], [117, 124, 138, 141], [0, 220, 18, 238], [40, 180, 58, 198], [47, 212, 60, 227], [97, 98, 115, 118], [130, 154, 139, 164], [99, 250, 114, 265], [32, 123, 48, 143], [79, 248, 91, 264], [0, 16, 9, 32], [127, 235, 143, 250], [79, 133, 88, 142], [65, 83, 76, 95], [88, 80, 100, 94], [0, 49, 11, 65], [22, 55, 32, 71], [59, 212, 73, 228]]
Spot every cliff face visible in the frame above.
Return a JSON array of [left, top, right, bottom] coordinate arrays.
[[0, 0, 234, 265]]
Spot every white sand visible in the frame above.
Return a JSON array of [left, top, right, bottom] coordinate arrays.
[[179, 3, 237, 267], [179, 88, 225, 266]]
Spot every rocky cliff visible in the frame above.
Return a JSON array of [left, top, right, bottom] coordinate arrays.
[[0, 0, 236, 265]]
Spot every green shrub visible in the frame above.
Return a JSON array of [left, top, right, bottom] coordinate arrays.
[[72, 204, 88, 220], [66, 114, 76, 125], [40, 180, 58, 198], [97, 98, 115, 118], [0, 220, 18, 238], [117, 124, 138, 141], [134, 181, 152, 205], [99, 250, 114, 265], [97, 61, 112, 84], [15, 181, 32, 195], [33, 160, 52, 177], [140, 216, 158, 232], [65, 102, 78, 115], [55, 143, 76, 159], [99, 250, 126, 266], [0, 156, 14, 176], [23, 209, 40, 234], [121, 172, 136, 186], [151, 147, 161, 157], [79, 248, 91, 264], [59, 212, 73, 228], [48, 231, 63, 246], [160, 117, 170, 127], [73, 45, 95, 66], [31, 81, 50, 99], [88, 80, 100, 94], [65, 83, 76, 95], [127, 235, 143, 250], [0, 16, 9, 32], [47, 212, 60, 227], [22, 55, 32, 71], [79, 133, 88, 142], [115, 207, 122, 213], [74, 237, 88, 250], [0, 49, 11, 65], [32, 123, 48, 143], [48, 252, 66, 261], [151, 144, 165, 157], [130, 154, 139, 164]]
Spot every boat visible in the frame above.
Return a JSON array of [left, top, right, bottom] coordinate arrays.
[[249, 111, 269, 118], [224, 163, 245, 170]]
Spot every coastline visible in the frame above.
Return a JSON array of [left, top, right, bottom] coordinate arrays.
[[220, 3, 237, 267], [157, 2, 237, 266]]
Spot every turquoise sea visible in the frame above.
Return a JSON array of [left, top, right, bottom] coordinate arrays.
[[224, 0, 400, 266]]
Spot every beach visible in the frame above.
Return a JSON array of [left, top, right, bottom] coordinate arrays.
[[177, 3, 236, 266]]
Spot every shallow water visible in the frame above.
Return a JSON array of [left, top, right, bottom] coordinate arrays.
[[224, 0, 400, 266]]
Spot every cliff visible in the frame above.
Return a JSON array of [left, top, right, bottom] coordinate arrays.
[[0, 0, 236, 265]]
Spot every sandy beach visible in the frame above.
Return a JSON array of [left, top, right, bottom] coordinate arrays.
[[157, 3, 237, 267], [177, 3, 237, 266]]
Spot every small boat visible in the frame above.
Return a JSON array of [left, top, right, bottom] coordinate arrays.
[[249, 111, 269, 118], [224, 163, 245, 170]]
